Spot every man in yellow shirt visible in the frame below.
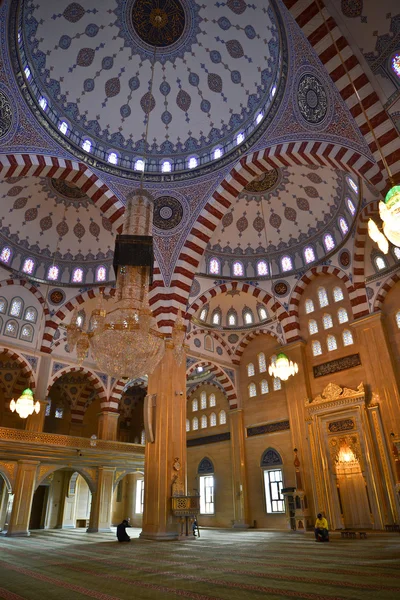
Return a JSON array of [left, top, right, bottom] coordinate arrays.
[[314, 513, 329, 542]]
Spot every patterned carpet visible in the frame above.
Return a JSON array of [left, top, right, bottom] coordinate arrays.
[[0, 528, 399, 600]]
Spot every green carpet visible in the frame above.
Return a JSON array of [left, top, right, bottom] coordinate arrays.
[[0, 528, 399, 600]]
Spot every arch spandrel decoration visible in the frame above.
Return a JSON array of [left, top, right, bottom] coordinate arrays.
[[260, 448, 282, 468], [198, 457, 214, 475]]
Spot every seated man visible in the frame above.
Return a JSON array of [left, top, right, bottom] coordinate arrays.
[[314, 513, 329, 542], [116, 519, 131, 542]]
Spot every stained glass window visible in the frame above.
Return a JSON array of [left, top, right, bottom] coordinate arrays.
[[244, 311, 253, 325], [257, 261, 268, 276], [213, 148, 222, 160], [24, 307, 37, 323], [261, 379, 269, 394], [338, 308, 349, 324], [22, 258, 35, 275], [96, 266, 107, 282], [209, 258, 220, 275], [228, 311, 237, 326], [375, 256, 386, 271], [318, 287, 329, 308], [5, 320, 18, 337], [192, 417, 199, 431], [323, 314, 333, 329], [237, 132, 244, 145], [392, 53, 400, 78], [108, 152, 118, 165], [339, 217, 349, 236], [134, 159, 144, 171], [305, 299, 315, 314], [45, 401, 51, 417], [47, 265, 59, 281], [249, 382, 257, 397], [333, 286, 344, 302], [39, 97, 47, 111], [281, 255, 293, 272], [308, 319, 318, 335], [162, 160, 171, 173], [212, 310, 221, 325], [324, 234, 335, 252], [192, 399, 198, 412], [200, 392, 207, 410], [312, 340, 322, 356], [188, 156, 198, 169], [0, 298, 7, 314], [247, 363, 255, 377], [258, 352, 267, 373], [201, 415, 207, 429], [346, 198, 356, 216], [304, 246, 315, 264], [10, 298, 23, 318], [200, 308, 207, 321], [327, 334, 337, 351], [20, 324, 33, 341], [394, 247, 400, 260], [186, 419, 190, 432], [210, 413, 217, 427], [58, 121, 68, 135], [219, 410, 226, 425], [82, 139, 92, 152], [233, 261, 244, 277], [396, 311, 400, 329], [347, 176, 359, 195], [0, 247, 12, 264], [55, 407, 64, 419], [258, 306, 268, 321], [273, 377, 282, 391], [342, 330, 354, 346], [72, 268, 84, 283], [209, 394, 216, 407]]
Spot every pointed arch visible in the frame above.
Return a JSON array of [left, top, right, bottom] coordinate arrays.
[[108, 377, 147, 412], [186, 328, 233, 357], [352, 200, 380, 318], [373, 273, 400, 312], [0, 347, 36, 389], [187, 360, 237, 408], [0, 278, 49, 317], [35, 466, 97, 494], [232, 330, 282, 366]]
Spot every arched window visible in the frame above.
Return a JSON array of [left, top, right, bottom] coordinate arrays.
[[258, 305, 268, 321], [261, 448, 284, 513], [0, 246, 12, 264], [391, 52, 400, 79], [248, 382, 257, 398], [107, 152, 118, 165], [323, 234, 335, 252], [82, 139, 92, 152], [140, 430, 146, 445], [22, 258, 35, 275], [58, 120, 68, 135], [209, 393, 216, 407], [188, 156, 198, 169], [347, 176, 359, 195], [305, 299, 315, 314], [192, 399, 198, 412], [273, 377, 281, 391], [247, 363, 255, 377], [281, 255, 293, 272], [339, 217, 349, 236], [219, 410, 226, 425], [209, 257, 220, 275], [213, 148, 222, 160], [308, 319, 318, 335], [261, 379, 269, 394], [4, 319, 18, 338], [338, 308, 349, 324], [212, 309, 221, 325], [9, 297, 23, 318], [318, 287, 329, 308], [257, 260, 268, 276], [76, 311, 85, 328], [47, 265, 59, 281], [200, 391, 207, 410], [161, 160, 172, 173], [55, 406, 64, 419], [342, 330, 354, 346], [210, 413, 217, 427], [304, 246, 315, 264], [323, 314, 333, 329], [236, 132, 245, 145], [375, 256, 387, 271], [192, 417, 199, 430], [0, 297, 7, 314], [186, 419, 190, 432], [312, 340, 322, 356], [233, 261, 244, 277], [198, 458, 214, 514], [204, 335, 214, 352], [134, 159, 145, 171], [96, 266, 107, 282], [201, 415, 207, 429], [394, 247, 400, 260], [243, 310, 253, 325], [346, 197, 356, 216], [227, 309, 237, 327], [20, 323, 34, 342], [258, 352, 267, 373], [396, 311, 400, 329], [333, 286, 344, 302], [200, 307, 208, 322], [39, 97, 47, 111], [72, 268, 84, 283], [24, 307, 37, 323], [327, 334, 337, 351]]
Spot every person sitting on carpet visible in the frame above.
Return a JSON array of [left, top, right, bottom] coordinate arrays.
[[117, 519, 131, 542], [314, 513, 329, 542]]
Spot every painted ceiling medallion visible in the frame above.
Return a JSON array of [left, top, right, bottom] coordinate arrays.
[[244, 169, 279, 193], [153, 195, 183, 230], [131, 0, 185, 47], [50, 179, 87, 200], [297, 74, 328, 125], [0, 90, 12, 139]]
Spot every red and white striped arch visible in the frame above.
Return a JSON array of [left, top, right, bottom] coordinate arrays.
[[186, 328, 233, 357], [353, 200, 380, 318], [232, 329, 282, 366], [107, 377, 147, 413], [373, 273, 400, 312], [187, 360, 237, 409], [187, 380, 227, 399], [282, 0, 400, 187], [0, 278, 50, 317], [288, 265, 358, 340], [0, 347, 36, 389], [0, 154, 125, 230]]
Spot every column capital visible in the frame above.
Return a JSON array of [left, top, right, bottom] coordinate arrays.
[[351, 311, 383, 328]]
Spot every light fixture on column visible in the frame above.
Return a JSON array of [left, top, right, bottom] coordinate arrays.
[[268, 353, 298, 381], [10, 388, 40, 419]]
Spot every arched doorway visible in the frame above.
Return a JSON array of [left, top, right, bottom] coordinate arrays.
[[0, 472, 12, 532], [111, 472, 144, 528], [118, 384, 146, 444], [0, 350, 34, 430]]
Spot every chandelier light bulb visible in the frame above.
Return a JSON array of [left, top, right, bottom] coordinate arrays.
[[9, 388, 40, 419], [367, 219, 389, 254], [268, 353, 298, 381]]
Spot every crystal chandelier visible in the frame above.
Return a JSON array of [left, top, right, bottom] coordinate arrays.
[[368, 183, 400, 251], [268, 353, 298, 381], [10, 388, 40, 419]]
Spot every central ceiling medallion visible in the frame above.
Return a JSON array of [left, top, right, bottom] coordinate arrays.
[[131, 0, 186, 48], [244, 169, 279, 193]]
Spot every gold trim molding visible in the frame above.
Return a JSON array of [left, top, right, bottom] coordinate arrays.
[[306, 383, 364, 413]]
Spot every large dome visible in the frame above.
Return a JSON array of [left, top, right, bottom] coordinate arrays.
[[13, 0, 285, 177]]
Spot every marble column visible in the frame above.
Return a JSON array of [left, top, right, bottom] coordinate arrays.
[[97, 411, 119, 441], [140, 342, 187, 541], [229, 409, 250, 527], [87, 467, 115, 533], [4, 460, 39, 537]]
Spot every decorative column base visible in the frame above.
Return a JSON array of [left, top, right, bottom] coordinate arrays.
[[139, 530, 180, 541]]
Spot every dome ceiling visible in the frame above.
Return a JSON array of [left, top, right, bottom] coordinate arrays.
[[16, 0, 283, 172], [204, 165, 359, 272], [0, 175, 115, 284]]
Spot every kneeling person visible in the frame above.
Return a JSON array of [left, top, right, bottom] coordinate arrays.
[[314, 513, 329, 542], [117, 519, 131, 542]]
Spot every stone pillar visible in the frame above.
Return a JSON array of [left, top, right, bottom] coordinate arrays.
[[5, 460, 39, 537], [25, 400, 48, 433], [97, 411, 119, 441], [87, 467, 115, 533], [54, 471, 70, 529], [125, 474, 136, 522], [229, 409, 250, 528], [140, 342, 187, 541]]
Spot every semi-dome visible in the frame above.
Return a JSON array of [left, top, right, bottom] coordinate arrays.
[[12, 0, 285, 177]]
